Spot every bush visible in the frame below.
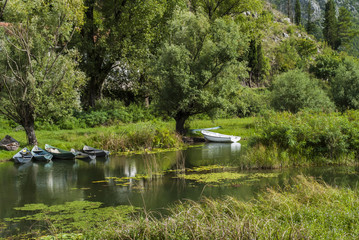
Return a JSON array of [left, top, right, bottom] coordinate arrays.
[[251, 111, 359, 164], [330, 57, 359, 111], [232, 87, 270, 117], [270, 69, 335, 113]]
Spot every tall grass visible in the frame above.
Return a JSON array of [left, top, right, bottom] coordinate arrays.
[[52, 176, 359, 239]]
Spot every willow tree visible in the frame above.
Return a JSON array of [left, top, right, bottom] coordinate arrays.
[[154, 11, 248, 134], [0, 0, 86, 145]]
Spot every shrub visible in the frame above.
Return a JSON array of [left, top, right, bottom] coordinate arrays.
[[330, 57, 359, 111], [270, 69, 335, 113], [232, 87, 270, 117], [251, 111, 359, 164]]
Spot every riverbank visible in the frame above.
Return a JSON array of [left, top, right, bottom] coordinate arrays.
[[0, 118, 255, 162], [15, 175, 359, 239]]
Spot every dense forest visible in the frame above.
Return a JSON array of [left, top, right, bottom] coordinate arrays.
[[0, 0, 358, 145]]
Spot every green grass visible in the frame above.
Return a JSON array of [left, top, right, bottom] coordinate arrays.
[[26, 175, 359, 239]]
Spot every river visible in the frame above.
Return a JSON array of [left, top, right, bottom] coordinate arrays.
[[1, 143, 359, 237]]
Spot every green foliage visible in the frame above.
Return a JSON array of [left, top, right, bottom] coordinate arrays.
[[251, 111, 359, 164], [330, 56, 359, 111], [246, 39, 270, 86], [338, 7, 359, 51], [232, 87, 270, 117], [294, 0, 301, 25], [270, 70, 334, 113], [274, 40, 301, 72], [323, 0, 338, 49], [0, 0, 86, 144], [153, 10, 248, 133], [309, 48, 341, 81]]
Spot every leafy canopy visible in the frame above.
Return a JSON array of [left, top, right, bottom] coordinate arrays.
[[153, 10, 248, 132]]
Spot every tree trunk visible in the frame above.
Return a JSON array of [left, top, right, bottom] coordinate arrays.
[[86, 76, 104, 108], [24, 122, 37, 146], [22, 112, 37, 145], [175, 113, 189, 135]]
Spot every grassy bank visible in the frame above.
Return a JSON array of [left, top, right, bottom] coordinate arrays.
[[0, 121, 182, 161], [14, 176, 359, 239], [0, 118, 255, 162]]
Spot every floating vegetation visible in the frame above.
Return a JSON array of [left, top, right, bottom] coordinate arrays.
[[187, 165, 234, 172], [176, 172, 248, 183], [5, 201, 137, 237], [175, 165, 281, 185], [40, 233, 84, 240]]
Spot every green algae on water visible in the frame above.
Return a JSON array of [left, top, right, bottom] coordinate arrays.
[[6, 201, 137, 234]]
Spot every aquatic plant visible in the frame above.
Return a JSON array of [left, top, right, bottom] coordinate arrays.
[[5, 201, 137, 239]]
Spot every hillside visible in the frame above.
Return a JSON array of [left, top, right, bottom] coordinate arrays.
[[267, 0, 359, 56]]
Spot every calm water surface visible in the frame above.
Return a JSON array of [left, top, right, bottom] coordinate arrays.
[[1, 143, 359, 235]]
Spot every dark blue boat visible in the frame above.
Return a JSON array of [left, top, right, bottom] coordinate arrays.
[[13, 147, 33, 164], [31, 146, 53, 162]]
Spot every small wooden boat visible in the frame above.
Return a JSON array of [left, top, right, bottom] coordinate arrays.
[[71, 149, 96, 160], [82, 145, 109, 157], [45, 144, 76, 160], [31, 146, 53, 162], [201, 130, 241, 143], [13, 147, 33, 164], [0, 135, 20, 151]]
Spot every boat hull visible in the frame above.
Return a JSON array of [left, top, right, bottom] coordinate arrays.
[[45, 144, 76, 160], [83, 146, 109, 157], [201, 130, 241, 143], [13, 147, 33, 164], [31, 146, 53, 162]]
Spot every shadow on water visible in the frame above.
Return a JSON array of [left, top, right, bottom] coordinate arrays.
[[2, 143, 359, 237]]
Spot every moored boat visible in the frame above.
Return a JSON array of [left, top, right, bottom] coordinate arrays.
[[13, 147, 33, 164], [83, 145, 109, 157], [31, 146, 53, 162], [201, 130, 241, 143], [45, 144, 76, 160], [0, 135, 20, 151], [71, 149, 96, 160]]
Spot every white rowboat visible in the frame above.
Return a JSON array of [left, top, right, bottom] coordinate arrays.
[[201, 130, 241, 143]]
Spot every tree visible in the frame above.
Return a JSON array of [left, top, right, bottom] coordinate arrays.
[[331, 57, 359, 111], [0, 0, 86, 145], [306, 1, 315, 34], [294, 0, 301, 25], [337, 7, 358, 51], [153, 11, 248, 134], [247, 39, 269, 86], [271, 70, 334, 113], [287, 0, 292, 21], [189, 0, 262, 20], [323, 0, 338, 49], [74, 0, 176, 108]]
